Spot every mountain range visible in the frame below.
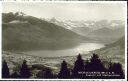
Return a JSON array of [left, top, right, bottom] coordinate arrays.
[[47, 18, 124, 43], [2, 13, 90, 51], [2, 12, 125, 51]]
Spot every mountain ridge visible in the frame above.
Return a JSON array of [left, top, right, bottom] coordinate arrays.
[[2, 13, 90, 51]]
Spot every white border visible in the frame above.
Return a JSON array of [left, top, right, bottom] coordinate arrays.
[[124, 1, 127, 81], [0, 1, 127, 81], [0, 0, 127, 3], [0, 2, 2, 79]]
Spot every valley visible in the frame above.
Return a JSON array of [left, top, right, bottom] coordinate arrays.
[[2, 12, 125, 76]]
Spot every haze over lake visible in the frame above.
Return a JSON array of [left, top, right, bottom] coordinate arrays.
[[25, 43, 104, 57]]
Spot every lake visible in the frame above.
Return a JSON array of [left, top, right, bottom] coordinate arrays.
[[26, 43, 105, 57]]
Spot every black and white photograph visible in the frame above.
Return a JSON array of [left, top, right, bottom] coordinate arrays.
[[1, 1, 127, 80]]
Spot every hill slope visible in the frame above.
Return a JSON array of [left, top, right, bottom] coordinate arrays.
[[93, 37, 125, 68], [87, 27, 124, 43], [2, 13, 90, 51]]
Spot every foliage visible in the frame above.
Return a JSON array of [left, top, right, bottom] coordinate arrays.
[[2, 60, 10, 78], [58, 60, 70, 78], [19, 60, 31, 78], [2, 54, 125, 79]]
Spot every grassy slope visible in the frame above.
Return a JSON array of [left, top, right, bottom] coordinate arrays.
[[2, 14, 90, 51], [92, 37, 125, 69]]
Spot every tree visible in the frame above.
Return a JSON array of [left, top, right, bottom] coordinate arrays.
[[72, 54, 84, 78], [36, 68, 56, 79], [88, 53, 106, 72], [11, 71, 20, 78], [2, 60, 10, 78], [58, 60, 70, 78], [19, 60, 31, 78], [108, 62, 124, 79], [43, 68, 54, 78], [36, 70, 44, 78]]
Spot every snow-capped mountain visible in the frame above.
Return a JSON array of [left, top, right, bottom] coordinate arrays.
[[46, 18, 124, 43], [47, 18, 124, 34]]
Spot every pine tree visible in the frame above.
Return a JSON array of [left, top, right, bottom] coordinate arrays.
[[88, 53, 106, 71], [108, 62, 124, 78], [72, 54, 84, 78], [19, 60, 31, 78], [2, 60, 10, 78], [36, 68, 56, 79], [36, 70, 44, 78], [58, 60, 70, 78], [43, 68, 54, 78], [11, 71, 20, 78]]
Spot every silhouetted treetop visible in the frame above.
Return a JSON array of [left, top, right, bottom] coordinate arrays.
[[58, 60, 70, 78], [11, 71, 20, 78], [20, 60, 31, 78], [77, 53, 82, 60], [2, 53, 125, 79], [2, 60, 10, 78], [90, 53, 99, 62]]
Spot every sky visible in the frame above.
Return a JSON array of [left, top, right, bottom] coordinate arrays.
[[2, 2, 126, 21]]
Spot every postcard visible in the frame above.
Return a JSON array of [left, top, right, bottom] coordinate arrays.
[[0, 1, 127, 81]]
